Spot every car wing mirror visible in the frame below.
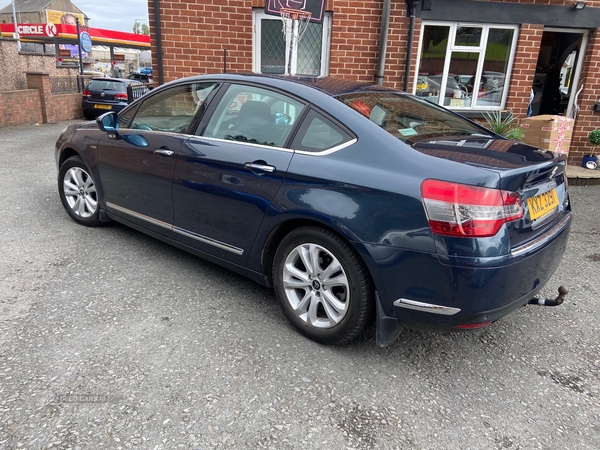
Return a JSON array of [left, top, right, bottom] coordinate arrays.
[[97, 111, 120, 139]]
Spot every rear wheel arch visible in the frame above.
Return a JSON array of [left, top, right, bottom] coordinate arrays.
[[261, 218, 374, 288], [270, 223, 376, 344]]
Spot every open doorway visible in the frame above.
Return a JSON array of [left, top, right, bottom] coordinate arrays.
[[530, 29, 587, 118]]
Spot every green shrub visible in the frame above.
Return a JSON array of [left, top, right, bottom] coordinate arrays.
[[588, 130, 600, 146], [483, 110, 524, 141]]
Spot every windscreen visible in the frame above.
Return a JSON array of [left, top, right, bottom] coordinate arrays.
[[87, 80, 127, 92], [336, 91, 491, 145]]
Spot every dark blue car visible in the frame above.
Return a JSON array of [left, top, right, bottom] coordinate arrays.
[[55, 73, 571, 346]]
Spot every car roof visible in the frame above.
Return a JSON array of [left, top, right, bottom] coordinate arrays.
[[157, 73, 399, 98]]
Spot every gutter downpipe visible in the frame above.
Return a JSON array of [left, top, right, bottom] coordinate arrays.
[[376, 0, 392, 86], [404, 0, 418, 92], [154, 0, 165, 85]]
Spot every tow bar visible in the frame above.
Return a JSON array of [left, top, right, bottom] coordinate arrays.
[[528, 286, 568, 306]]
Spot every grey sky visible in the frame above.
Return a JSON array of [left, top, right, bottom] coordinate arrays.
[[0, 0, 150, 33], [73, 0, 149, 33]]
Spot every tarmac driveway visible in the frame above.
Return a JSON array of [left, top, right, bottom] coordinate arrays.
[[0, 121, 599, 449]]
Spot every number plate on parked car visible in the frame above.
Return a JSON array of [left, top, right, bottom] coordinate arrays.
[[94, 104, 112, 109], [527, 188, 559, 221]]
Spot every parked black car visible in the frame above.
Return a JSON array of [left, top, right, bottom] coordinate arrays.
[[128, 73, 153, 84], [81, 78, 145, 120], [57, 73, 571, 346]]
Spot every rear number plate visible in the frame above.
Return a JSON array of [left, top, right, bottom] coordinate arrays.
[[527, 188, 559, 221], [94, 104, 111, 110]]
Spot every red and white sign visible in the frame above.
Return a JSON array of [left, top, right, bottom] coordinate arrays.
[[1, 23, 151, 48], [16, 23, 57, 37]]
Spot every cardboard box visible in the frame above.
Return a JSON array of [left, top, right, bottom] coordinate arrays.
[[521, 115, 574, 155]]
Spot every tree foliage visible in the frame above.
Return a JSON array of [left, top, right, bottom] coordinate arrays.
[[132, 22, 150, 35]]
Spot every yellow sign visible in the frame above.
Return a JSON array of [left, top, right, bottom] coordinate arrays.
[[47, 10, 85, 26]]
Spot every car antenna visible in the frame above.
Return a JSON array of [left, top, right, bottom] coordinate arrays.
[[223, 48, 227, 73]]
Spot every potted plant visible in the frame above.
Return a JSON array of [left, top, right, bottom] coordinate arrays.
[[583, 129, 600, 169], [483, 110, 524, 141]]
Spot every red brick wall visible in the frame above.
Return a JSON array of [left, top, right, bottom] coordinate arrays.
[[147, 0, 260, 80], [146, 1, 415, 87], [0, 72, 83, 127], [147, 0, 600, 166], [52, 94, 84, 122], [0, 90, 43, 127]]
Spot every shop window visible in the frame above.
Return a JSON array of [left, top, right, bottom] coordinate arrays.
[[415, 23, 518, 110], [252, 10, 331, 77]]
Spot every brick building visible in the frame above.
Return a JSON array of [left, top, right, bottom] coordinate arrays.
[[155, 1, 597, 165]]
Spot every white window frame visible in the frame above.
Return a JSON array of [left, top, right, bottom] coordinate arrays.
[[414, 21, 519, 110], [252, 9, 332, 77]]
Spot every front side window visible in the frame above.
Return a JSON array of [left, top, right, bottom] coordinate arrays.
[[202, 84, 305, 148], [123, 82, 217, 133], [415, 23, 518, 110], [252, 10, 331, 77]]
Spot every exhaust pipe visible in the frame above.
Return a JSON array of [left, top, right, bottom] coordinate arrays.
[[528, 286, 568, 306]]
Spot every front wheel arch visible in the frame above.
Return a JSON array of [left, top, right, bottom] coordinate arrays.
[[58, 155, 103, 227]]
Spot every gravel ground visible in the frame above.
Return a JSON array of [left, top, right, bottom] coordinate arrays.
[[0, 121, 599, 449]]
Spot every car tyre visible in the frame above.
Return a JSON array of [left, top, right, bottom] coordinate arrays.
[[273, 226, 374, 345], [58, 156, 102, 227], [83, 111, 95, 120]]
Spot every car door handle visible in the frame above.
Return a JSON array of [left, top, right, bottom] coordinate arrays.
[[244, 163, 275, 173], [154, 149, 175, 157]]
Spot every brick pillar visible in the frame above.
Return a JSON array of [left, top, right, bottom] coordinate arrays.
[[568, 28, 600, 166], [505, 24, 543, 118], [26, 72, 51, 124]]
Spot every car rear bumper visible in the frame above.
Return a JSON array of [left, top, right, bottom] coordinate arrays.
[[82, 99, 128, 114], [370, 213, 571, 345]]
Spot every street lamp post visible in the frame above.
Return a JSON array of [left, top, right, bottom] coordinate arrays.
[[11, 0, 21, 51], [76, 17, 83, 75]]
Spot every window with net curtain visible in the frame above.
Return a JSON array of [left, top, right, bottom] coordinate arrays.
[[253, 10, 331, 77], [414, 23, 518, 110]]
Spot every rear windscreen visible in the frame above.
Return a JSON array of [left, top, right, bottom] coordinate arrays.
[[87, 80, 126, 92]]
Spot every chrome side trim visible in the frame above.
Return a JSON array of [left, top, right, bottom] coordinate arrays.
[[198, 136, 358, 157], [393, 298, 461, 316], [293, 138, 358, 156], [106, 202, 172, 231], [173, 227, 244, 256], [200, 136, 295, 153], [106, 202, 244, 256], [511, 213, 572, 257]]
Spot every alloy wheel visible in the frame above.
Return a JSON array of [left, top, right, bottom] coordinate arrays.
[[282, 243, 350, 329], [62, 167, 98, 218]]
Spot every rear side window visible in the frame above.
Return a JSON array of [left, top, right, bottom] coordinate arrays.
[[87, 80, 126, 92], [291, 109, 354, 153]]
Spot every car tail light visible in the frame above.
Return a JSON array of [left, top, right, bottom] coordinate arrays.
[[82, 90, 91, 98], [115, 93, 128, 100], [421, 179, 523, 238]]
